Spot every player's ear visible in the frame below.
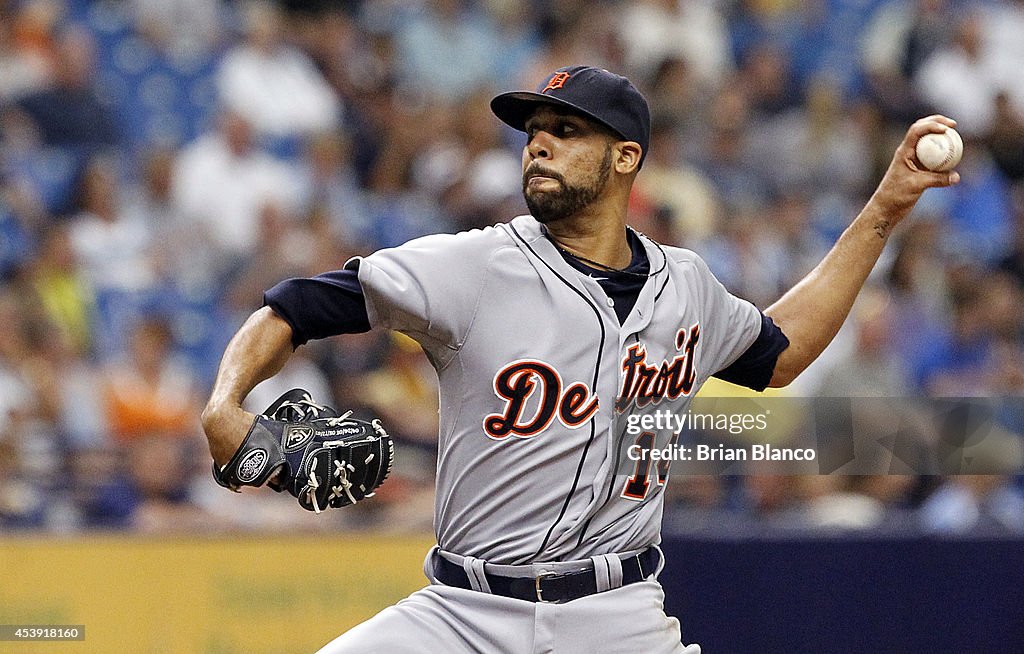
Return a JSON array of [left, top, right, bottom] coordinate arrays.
[[614, 141, 642, 175]]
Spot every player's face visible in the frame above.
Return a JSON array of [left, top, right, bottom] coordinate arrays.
[[521, 107, 615, 224]]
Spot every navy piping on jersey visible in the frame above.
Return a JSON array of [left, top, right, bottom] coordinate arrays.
[[555, 231, 655, 547], [509, 222, 607, 564], [653, 254, 671, 301]]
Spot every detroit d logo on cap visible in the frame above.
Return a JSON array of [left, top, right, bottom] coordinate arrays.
[[542, 71, 571, 93]]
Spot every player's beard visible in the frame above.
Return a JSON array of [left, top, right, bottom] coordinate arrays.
[[522, 145, 613, 224]]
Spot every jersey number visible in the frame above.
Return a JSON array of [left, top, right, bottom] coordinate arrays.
[[621, 431, 676, 500]]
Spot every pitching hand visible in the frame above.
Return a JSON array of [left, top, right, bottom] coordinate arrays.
[[869, 115, 961, 232]]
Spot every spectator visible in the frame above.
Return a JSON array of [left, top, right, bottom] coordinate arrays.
[[978, 0, 1024, 117], [485, 0, 542, 89], [170, 109, 302, 260], [617, 0, 734, 86], [124, 435, 209, 533], [13, 25, 118, 149], [356, 332, 440, 448], [222, 201, 342, 324], [121, 147, 213, 289], [943, 137, 1013, 264], [216, 0, 341, 143], [510, 7, 615, 93], [738, 42, 801, 120], [0, 0, 58, 104], [0, 430, 47, 528], [67, 154, 155, 295], [631, 115, 721, 246], [28, 225, 95, 357], [921, 475, 1024, 534], [916, 276, 996, 396], [66, 154, 161, 357], [695, 83, 773, 214], [913, 9, 1017, 137], [294, 131, 375, 252], [29, 320, 107, 450], [814, 285, 909, 397], [985, 91, 1024, 183], [998, 189, 1024, 287], [802, 476, 917, 530], [0, 291, 34, 435], [644, 57, 715, 153], [414, 90, 524, 232], [392, 0, 502, 103], [362, 102, 455, 248], [860, 0, 953, 123], [101, 317, 201, 442], [129, 0, 224, 59], [745, 77, 873, 200], [0, 184, 39, 279]]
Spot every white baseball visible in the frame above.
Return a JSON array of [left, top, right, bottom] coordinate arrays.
[[915, 127, 963, 172]]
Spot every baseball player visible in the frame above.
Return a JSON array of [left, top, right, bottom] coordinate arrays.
[[201, 66, 960, 652]]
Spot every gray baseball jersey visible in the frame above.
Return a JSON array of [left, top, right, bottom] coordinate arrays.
[[349, 214, 761, 564]]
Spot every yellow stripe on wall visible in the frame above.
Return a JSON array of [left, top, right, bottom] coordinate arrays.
[[0, 534, 435, 654]]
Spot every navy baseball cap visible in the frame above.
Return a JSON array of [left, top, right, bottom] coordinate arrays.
[[491, 65, 651, 165]]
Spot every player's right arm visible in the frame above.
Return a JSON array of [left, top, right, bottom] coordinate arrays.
[[201, 306, 295, 466]]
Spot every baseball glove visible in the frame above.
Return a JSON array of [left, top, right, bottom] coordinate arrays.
[[213, 389, 394, 513]]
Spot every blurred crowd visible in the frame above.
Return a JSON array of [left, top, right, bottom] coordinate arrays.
[[0, 0, 1022, 535]]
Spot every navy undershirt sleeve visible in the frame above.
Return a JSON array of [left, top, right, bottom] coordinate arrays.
[[712, 313, 790, 391], [263, 269, 371, 347]]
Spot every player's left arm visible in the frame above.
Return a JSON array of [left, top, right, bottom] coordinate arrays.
[[764, 115, 960, 387]]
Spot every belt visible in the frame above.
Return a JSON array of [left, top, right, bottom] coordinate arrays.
[[432, 547, 660, 604]]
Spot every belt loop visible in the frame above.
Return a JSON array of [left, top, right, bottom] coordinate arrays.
[[591, 553, 623, 592], [424, 545, 441, 583], [651, 545, 665, 578], [462, 556, 492, 594]]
